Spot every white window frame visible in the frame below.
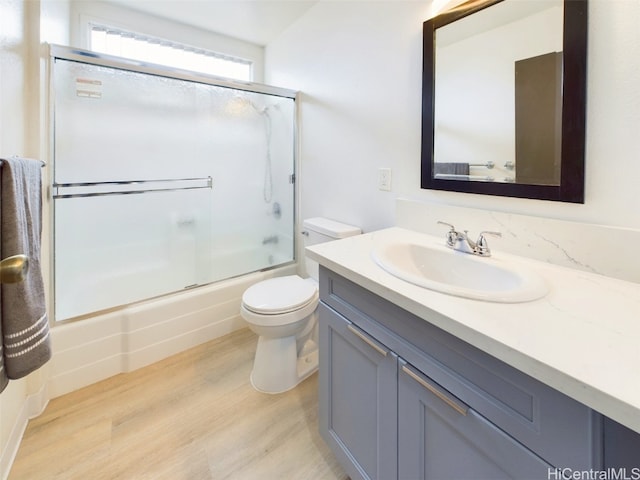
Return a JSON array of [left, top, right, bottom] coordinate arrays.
[[87, 22, 254, 82]]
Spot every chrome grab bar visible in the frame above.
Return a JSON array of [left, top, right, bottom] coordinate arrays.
[[434, 174, 494, 182], [52, 176, 213, 199], [468, 161, 495, 169], [0, 157, 46, 167]]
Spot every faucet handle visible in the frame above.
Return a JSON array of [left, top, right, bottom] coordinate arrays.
[[476, 231, 502, 256], [437, 221, 458, 247], [437, 221, 455, 230]]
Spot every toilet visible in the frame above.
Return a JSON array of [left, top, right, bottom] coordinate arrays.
[[241, 217, 361, 393]]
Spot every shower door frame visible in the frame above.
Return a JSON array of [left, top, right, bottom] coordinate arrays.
[[49, 44, 299, 99], [48, 44, 300, 322]]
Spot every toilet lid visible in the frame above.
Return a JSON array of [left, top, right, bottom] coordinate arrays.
[[242, 276, 318, 314]]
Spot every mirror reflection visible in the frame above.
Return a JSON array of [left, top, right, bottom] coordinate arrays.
[[434, 0, 563, 184]]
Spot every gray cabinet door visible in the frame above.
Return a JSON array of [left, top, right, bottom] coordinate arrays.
[[319, 302, 398, 480], [398, 359, 553, 480]]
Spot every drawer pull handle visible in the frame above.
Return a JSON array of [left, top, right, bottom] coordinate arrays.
[[347, 324, 388, 357], [402, 365, 469, 416]]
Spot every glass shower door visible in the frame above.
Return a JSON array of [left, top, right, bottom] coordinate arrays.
[[52, 54, 295, 321]]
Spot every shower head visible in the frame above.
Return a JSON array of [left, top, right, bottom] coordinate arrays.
[[251, 103, 269, 115], [226, 95, 276, 117]]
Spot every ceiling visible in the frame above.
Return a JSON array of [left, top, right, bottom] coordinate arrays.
[[105, 0, 318, 46]]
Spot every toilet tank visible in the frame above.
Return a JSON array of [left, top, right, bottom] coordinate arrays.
[[302, 217, 361, 281]]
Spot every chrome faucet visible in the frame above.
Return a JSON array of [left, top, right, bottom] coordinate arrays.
[[437, 221, 501, 257]]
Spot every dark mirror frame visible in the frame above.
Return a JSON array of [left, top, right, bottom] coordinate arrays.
[[421, 0, 588, 203]]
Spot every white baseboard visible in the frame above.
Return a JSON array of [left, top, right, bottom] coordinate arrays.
[[1, 383, 48, 480]]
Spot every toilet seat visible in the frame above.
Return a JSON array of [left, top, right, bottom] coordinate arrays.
[[241, 297, 318, 327], [242, 275, 318, 315]]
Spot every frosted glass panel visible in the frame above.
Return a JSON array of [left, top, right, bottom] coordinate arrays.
[[54, 189, 211, 320], [54, 61, 207, 182], [53, 58, 295, 321]]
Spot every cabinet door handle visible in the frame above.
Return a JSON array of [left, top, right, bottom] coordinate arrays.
[[401, 365, 469, 416], [347, 323, 388, 357]]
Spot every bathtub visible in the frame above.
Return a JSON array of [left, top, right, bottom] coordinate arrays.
[[55, 234, 293, 321], [48, 262, 296, 399]]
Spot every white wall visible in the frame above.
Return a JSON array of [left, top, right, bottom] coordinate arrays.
[[266, 0, 640, 233], [267, 1, 429, 233]]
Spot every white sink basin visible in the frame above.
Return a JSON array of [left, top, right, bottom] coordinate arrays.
[[372, 241, 548, 303]]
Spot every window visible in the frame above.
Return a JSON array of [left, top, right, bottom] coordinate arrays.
[[89, 25, 253, 81]]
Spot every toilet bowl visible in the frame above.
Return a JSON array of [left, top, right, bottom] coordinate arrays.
[[241, 217, 361, 394], [242, 275, 319, 393]]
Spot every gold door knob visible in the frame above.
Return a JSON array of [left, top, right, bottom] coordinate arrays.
[[0, 254, 29, 284]]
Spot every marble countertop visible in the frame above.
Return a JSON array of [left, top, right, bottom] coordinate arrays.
[[306, 227, 640, 434]]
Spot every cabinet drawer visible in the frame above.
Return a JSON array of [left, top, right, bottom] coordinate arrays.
[[320, 267, 603, 470]]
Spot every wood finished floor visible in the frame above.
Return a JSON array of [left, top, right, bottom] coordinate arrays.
[[9, 328, 348, 480]]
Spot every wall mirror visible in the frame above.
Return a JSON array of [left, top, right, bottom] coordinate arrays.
[[421, 0, 587, 202]]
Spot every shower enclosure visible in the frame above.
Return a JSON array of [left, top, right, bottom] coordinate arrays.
[[51, 46, 296, 321]]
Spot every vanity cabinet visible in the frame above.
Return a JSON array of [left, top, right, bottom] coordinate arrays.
[[320, 305, 553, 480], [318, 266, 608, 480]]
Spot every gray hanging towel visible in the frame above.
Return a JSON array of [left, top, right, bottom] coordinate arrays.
[[1, 157, 51, 389], [0, 324, 5, 392], [434, 162, 470, 176]]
